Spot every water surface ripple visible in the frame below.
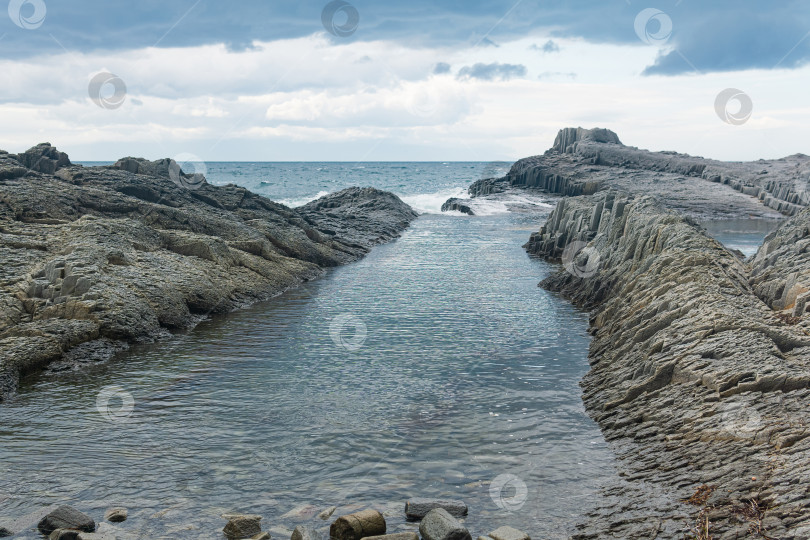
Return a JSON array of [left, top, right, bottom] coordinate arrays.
[[1, 206, 614, 539]]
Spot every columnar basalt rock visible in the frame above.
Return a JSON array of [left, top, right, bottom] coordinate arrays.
[[526, 191, 810, 539], [0, 145, 418, 401], [446, 127, 808, 221]]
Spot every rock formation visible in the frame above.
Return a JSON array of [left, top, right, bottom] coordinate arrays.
[[0, 146, 417, 401], [502, 129, 810, 538], [525, 191, 810, 538], [456, 127, 808, 221]]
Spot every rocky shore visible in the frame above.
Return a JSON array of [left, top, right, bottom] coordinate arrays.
[[3, 499, 528, 540], [0, 145, 418, 401], [451, 129, 810, 538]]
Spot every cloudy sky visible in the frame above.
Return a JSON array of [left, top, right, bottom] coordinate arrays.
[[1, 0, 809, 161]]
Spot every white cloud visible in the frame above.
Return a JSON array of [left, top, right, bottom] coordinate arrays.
[[0, 34, 808, 161]]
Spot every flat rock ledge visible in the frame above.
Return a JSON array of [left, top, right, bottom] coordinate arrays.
[[462, 127, 807, 221], [525, 190, 810, 539], [0, 145, 417, 401]]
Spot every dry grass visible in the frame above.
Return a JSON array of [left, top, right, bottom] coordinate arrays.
[[683, 485, 715, 506], [733, 499, 777, 539]]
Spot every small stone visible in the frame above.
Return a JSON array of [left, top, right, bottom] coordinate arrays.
[[487, 527, 530, 540], [419, 509, 471, 540], [330, 509, 386, 540], [251, 534, 271, 540], [223, 514, 263, 540], [37, 506, 95, 536], [317, 506, 337, 520], [281, 505, 319, 520], [50, 530, 81, 540], [404, 499, 468, 520], [364, 533, 420, 540], [0, 526, 11, 538], [291, 525, 322, 540], [103, 508, 127, 523]]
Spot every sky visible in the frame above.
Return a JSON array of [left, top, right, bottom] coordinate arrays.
[[0, 0, 809, 161]]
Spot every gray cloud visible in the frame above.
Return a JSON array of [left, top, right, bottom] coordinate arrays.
[[0, 0, 808, 75], [531, 40, 560, 53], [434, 62, 452, 74], [457, 63, 527, 81]]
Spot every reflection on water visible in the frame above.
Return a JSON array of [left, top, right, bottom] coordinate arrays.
[[702, 218, 782, 257], [0, 212, 614, 539]]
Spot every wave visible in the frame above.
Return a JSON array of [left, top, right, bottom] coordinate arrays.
[[398, 187, 468, 215], [276, 190, 331, 208], [467, 193, 553, 216]]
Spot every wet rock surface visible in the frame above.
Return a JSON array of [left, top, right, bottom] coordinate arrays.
[[330, 509, 387, 540], [440, 198, 475, 215], [405, 499, 468, 520], [223, 513, 263, 539], [525, 190, 810, 538], [419, 509, 472, 540], [0, 146, 417, 401], [37, 505, 95, 535]]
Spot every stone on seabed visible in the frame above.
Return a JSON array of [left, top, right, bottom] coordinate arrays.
[[37, 506, 95, 536], [405, 498, 468, 520], [223, 514, 263, 539], [418, 509, 471, 540]]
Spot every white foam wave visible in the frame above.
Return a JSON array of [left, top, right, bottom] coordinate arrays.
[[277, 190, 331, 208], [398, 187, 469, 215], [464, 193, 554, 216]]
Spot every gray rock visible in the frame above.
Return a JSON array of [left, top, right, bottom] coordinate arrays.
[[524, 189, 810, 537], [50, 530, 81, 540], [37, 506, 95, 535], [440, 198, 474, 215], [404, 498, 468, 520], [102, 508, 127, 523], [418, 509, 471, 540], [317, 506, 337, 520], [76, 533, 115, 540], [223, 514, 263, 540], [0, 146, 418, 401], [13, 143, 71, 174], [363, 533, 419, 540], [329, 509, 386, 540], [0, 526, 12, 538], [251, 533, 271, 540], [485, 527, 529, 540], [474, 127, 799, 221], [291, 525, 321, 540]]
